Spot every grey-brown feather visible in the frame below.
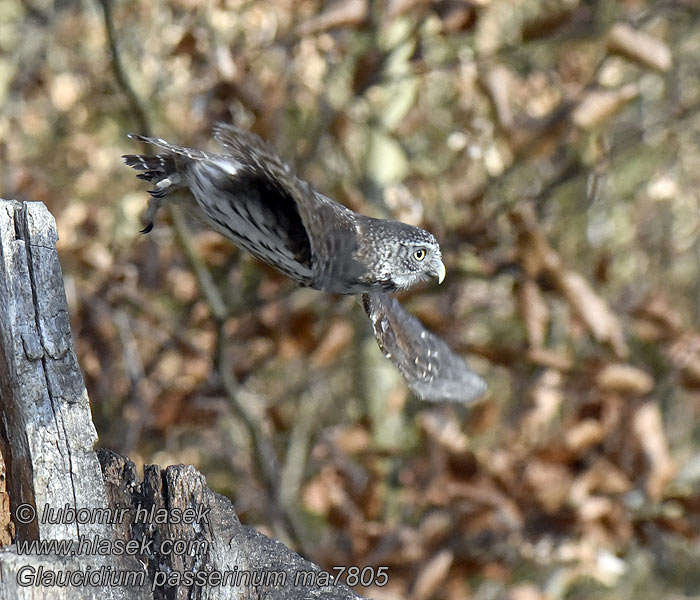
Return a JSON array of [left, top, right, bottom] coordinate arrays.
[[362, 293, 487, 403]]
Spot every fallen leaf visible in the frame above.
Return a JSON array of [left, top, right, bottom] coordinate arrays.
[[311, 319, 354, 367], [566, 419, 605, 453], [518, 278, 550, 348], [596, 364, 654, 395], [512, 203, 628, 357], [608, 23, 672, 72], [297, 0, 368, 35], [633, 402, 676, 500], [410, 549, 454, 600], [572, 84, 639, 129]]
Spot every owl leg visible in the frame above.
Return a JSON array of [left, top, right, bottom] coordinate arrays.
[[141, 196, 162, 234]]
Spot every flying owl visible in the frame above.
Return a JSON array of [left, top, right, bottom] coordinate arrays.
[[123, 123, 486, 403]]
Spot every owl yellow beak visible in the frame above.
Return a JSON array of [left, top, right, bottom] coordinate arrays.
[[436, 261, 446, 284]]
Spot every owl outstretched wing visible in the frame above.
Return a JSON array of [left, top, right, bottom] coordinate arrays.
[[124, 131, 321, 286], [362, 292, 487, 403], [124, 127, 386, 293], [211, 124, 367, 292]]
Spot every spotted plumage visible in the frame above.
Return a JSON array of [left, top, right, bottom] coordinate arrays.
[[362, 293, 487, 403], [123, 124, 486, 402]]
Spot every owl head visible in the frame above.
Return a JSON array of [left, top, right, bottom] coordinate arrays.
[[363, 219, 445, 291], [392, 229, 445, 290]]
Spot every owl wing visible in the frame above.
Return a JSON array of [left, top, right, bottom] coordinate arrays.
[[125, 127, 359, 289], [212, 124, 368, 293], [362, 292, 487, 403]]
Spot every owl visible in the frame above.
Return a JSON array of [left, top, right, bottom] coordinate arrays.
[[124, 124, 486, 403]]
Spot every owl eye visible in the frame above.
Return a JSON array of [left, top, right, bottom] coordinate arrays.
[[413, 248, 427, 261]]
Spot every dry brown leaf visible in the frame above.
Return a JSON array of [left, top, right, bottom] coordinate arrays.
[[257, 300, 283, 329], [332, 425, 372, 454], [418, 511, 454, 546], [608, 23, 672, 72], [522, 369, 563, 438], [441, 478, 524, 531], [195, 230, 237, 267], [669, 334, 700, 388], [446, 575, 472, 600], [679, 359, 700, 388], [511, 204, 627, 357], [297, 0, 368, 35], [386, 0, 431, 19], [632, 292, 683, 340], [527, 347, 573, 371], [523, 460, 572, 513], [303, 466, 354, 517], [417, 410, 470, 454], [410, 549, 454, 600], [508, 583, 546, 600], [557, 270, 628, 358], [481, 64, 515, 129], [510, 203, 627, 357], [569, 457, 632, 513], [632, 402, 676, 500], [578, 495, 614, 522], [439, 2, 476, 32], [572, 84, 640, 129], [363, 523, 425, 565], [310, 319, 354, 367], [519, 278, 550, 348], [566, 419, 605, 453], [167, 267, 198, 303], [590, 458, 632, 495], [596, 363, 654, 395]]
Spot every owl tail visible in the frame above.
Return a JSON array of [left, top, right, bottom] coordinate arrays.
[[123, 153, 177, 184], [123, 152, 184, 233], [124, 133, 215, 233], [123, 153, 177, 233]]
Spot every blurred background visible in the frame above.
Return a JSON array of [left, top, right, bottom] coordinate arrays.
[[3, 0, 700, 597]]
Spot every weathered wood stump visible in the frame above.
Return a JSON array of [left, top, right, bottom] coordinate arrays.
[[0, 199, 364, 600]]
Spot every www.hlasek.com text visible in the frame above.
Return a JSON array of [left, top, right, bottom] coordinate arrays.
[[16, 534, 208, 558]]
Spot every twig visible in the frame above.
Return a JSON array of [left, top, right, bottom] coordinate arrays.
[[108, 284, 209, 357], [97, 0, 230, 320], [216, 340, 302, 549], [169, 208, 229, 322], [279, 381, 325, 534], [96, 0, 151, 137]]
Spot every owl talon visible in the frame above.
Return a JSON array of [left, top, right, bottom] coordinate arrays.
[[141, 196, 162, 234]]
